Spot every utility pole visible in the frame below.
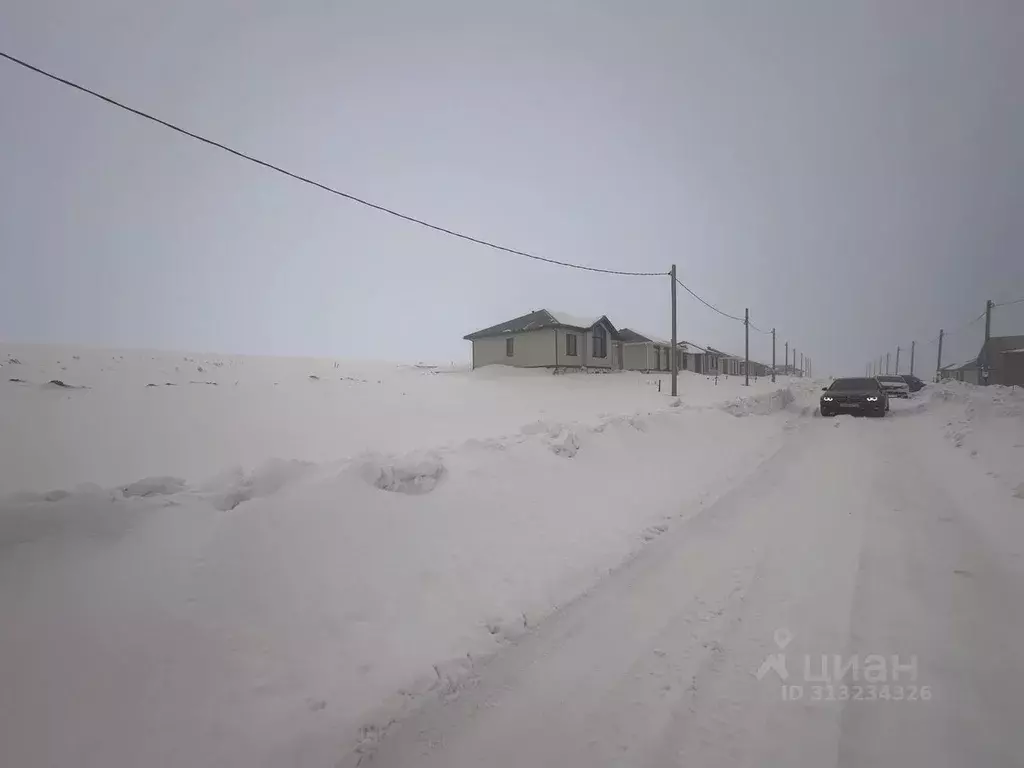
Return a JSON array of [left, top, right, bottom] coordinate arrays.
[[794, 348, 798, 377], [785, 341, 789, 375], [879, 355, 884, 376], [936, 329, 944, 382], [744, 308, 750, 387], [771, 328, 776, 383], [910, 340, 915, 376], [895, 346, 900, 374], [800, 352, 804, 377], [886, 352, 890, 374], [670, 264, 678, 396], [982, 299, 993, 385]]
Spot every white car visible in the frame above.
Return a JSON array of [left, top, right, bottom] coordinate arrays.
[[877, 375, 910, 399]]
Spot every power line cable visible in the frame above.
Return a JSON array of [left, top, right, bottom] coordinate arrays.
[[994, 297, 1024, 307], [673, 277, 746, 323], [0, 50, 665, 278], [947, 311, 987, 336]]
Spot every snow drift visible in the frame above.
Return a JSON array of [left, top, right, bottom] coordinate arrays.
[[0, 343, 820, 768], [915, 380, 1024, 499]]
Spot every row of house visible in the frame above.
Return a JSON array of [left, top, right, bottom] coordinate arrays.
[[464, 309, 777, 376], [938, 335, 1024, 386]]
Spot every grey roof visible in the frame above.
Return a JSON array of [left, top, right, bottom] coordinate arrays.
[[618, 328, 681, 346], [705, 346, 740, 359], [617, 328, 654, 344], [681, 341, 709, 354], [979, 335, 1024, 363], [464, 310, 619, 341]]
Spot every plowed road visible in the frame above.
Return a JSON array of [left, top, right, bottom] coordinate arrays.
[[366, 407, 1024, 767]]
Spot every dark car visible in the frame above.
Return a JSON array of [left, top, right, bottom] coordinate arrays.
[[820, 377, 888, 417], [901, 374, 926, 392]]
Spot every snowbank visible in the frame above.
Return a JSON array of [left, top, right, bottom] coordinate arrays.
[[0, 343, 817, 768], [718, 385, 795, 416], [912, 380, 1024, 499], [0, 343, 804, 494]]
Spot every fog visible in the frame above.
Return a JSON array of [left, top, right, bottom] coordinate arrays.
[[2, 0, 1021, 374]]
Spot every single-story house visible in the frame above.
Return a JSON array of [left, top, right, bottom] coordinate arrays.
[[939, 335, 1024, 385], [680, 341, 712, 374], [1002, 348, 1024, 387], [976, 334, 1024, 386], [707, 347, 744, 376], [746, 360, 772, 378], [939, 360, 980, 384], [617, 329, 683, 372], [464, 309, 620, 370]]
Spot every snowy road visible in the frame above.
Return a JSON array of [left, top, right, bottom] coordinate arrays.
[[364, 407, 1024, 768]]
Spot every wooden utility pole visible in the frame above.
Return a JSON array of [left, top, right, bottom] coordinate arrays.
[[895, 346, 901, 374], [936, 329, 944, 382], [910, 340, 915, 376], [771, 328, 776, 383], [785, 341, 789, 375], [982, 299, 993, 385], [670, 264, 678, 396], [800, 352, 804, 377], [885, 352, 890, 374], [744, 308, 750, 386]]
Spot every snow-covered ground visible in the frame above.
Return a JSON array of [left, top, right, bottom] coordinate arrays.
[[917, 379, 1024, 500], [0, 343, 794, 493], [369, 390, 1024, 768], [3, 346, 1021, 767], [0, 343, 813, 768]]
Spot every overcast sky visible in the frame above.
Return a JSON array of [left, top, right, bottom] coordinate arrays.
[[2, 0, 1022, 374]]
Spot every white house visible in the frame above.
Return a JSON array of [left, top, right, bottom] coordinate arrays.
[[616, 329, 681, 371], [464, 309, 619, 370]]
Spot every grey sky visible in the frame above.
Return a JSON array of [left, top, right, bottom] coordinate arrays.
[[2, 0, 1022, 374]]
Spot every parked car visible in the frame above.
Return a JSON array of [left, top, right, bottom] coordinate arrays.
[[820, 377, 888, 417], [901, 374, 926, 392], [877, 375, 911, 398]]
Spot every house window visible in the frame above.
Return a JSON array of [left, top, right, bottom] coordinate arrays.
[[506, 337, 514, 357], [592, 325, 607, 358], [566, 333, 578, 357]]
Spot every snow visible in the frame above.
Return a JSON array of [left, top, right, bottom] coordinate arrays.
[[368, 384, 1024, 768], [911, 379, 1024, 498], [3, 345, 1021, 767], [546, 310, 600, 329], [622, 329, 673, 346], [0, 343, 814, 768]]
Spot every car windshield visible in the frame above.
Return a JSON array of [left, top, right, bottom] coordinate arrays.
[[878, 376, 905, 382], [829, 378, 879, 391]]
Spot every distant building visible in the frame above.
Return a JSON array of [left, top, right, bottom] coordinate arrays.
[[939, 335, 1024, 386], [976, 335, 1024, 386]]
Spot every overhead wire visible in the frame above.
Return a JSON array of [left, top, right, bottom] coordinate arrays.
[[4, 49, 811, 358], [0, 50, 665, 278], [673, 277, 746, 323]]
